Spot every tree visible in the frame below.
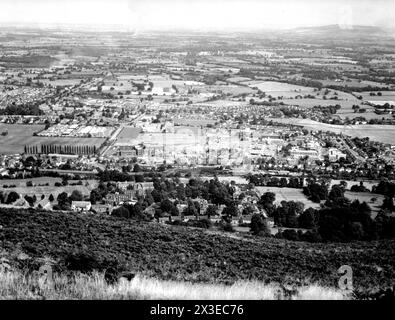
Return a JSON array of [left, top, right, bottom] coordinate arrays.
[[49, 194, 55, 202], [206, 205, 217, 219], [258, 192, 276, 216], [221, 203, 239, 223], [250, 213, 270, 236], [57, 192, 70, 210], [6, 191, 20, 204], [70, 190, 83, 202], [112, 206, 130, 219], [303, 181, 328, 203], [298, 208, 318, 229], [89, 189, 102, 204], [160, 199, 174, 214]]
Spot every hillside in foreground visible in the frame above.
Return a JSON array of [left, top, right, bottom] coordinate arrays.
[[0, 208, 394, 296]]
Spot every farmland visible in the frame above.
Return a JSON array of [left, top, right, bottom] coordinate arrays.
[[246, 81, 315, 98], [0, 208, 394, 294], [270, 118, 395, 144]]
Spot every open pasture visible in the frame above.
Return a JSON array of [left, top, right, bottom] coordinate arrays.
[[255, 186, 321, 209], [357, 91, 395, 103], [247, 81, 315, 96], [0, 123, 105, 154]]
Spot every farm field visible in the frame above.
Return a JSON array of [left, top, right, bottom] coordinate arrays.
[[357, 91, 395, 102], [255, 186, 321, 209], [246, 81, 315, 97], [0, 123, 106, 154], [270, 118, 395, 144], [0, 208, 394, 293]]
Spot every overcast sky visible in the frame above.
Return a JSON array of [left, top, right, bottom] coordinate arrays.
[[0, 0, 394, 31]]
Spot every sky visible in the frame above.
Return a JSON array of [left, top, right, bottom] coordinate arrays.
[[0, 0, 394, 31]]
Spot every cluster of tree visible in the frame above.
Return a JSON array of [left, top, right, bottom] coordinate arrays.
[[276, 182, 395, 242], [0, 191, 20, 204], [312, 104, 341, 115], [151, 176, 235, 207], [350, 182, 370, 192], [246, 174, 303, 189], [111, 202, 152, 221], [302, 180, 329, 203], [54, 190, 85, 211], [97, 169, 144, 182], [372, 180, 395, 212], [89, 182, 121, 204], [0, 104, 43, 116]]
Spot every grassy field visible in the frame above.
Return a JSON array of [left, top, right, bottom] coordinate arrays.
[[117, 126, 141, 140], [0, 124, 106, 154], [1, 208, 393, 295], [0, 124, 45, 154], [255, 186, 321, 209], [247, 81, 315, 95], [270, 118, 395, 144]]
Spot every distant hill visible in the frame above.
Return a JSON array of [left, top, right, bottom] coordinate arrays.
[[282, 24, 392, 41]]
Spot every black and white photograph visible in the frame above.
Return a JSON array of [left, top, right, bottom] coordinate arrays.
[[0, 0, 394, 306]]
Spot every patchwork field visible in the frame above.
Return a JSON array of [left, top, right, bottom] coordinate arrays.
[[270, 118, 395, 144]]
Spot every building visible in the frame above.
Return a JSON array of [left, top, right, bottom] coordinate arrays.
[[328, 148, 347, 162], [71, 201, 92, 212], [290, 147, 320, 159], [105, 191, 136, 206]]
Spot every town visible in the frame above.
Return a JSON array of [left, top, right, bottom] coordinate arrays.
[[0, 21, 395, 300]]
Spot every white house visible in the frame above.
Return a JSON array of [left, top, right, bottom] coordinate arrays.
[[71, 201, 92, 212]]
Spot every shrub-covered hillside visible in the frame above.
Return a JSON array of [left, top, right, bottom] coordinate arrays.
[[0, 208, 394, 293]]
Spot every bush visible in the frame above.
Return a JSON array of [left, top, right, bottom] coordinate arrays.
[[250, 213, 270, 236], [187, 218, 212, 229], [218, 221, 234, 232], [64, 251, 103, 273], [281, 229, 299, 241], [300, 230, 322, 243], [111, 206, 130, 219]]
